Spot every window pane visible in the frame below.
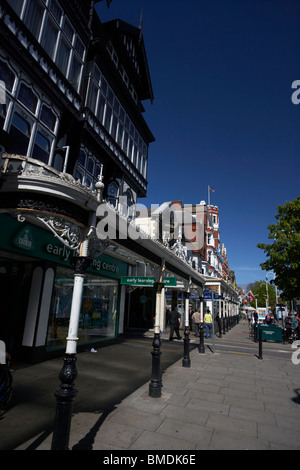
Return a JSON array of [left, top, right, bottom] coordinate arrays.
[[0, 60, 15, 93], [95, 164, 101, 178], [107, 86, 114, 106], [87, 157, 94, 174], [107, 182, 118, 197], [78, 149, 86, 166], [68, 54, 82, 91], [49, 0, 62, 24], [123, 130, 129, 153], [100, 77, 107, 95], [23, 0, 44, 40], [32, 130, 51, 163], [56, 38, 71, 75], [127, 138, 133, 159], [11, 112, 31, 136], [40, 104, 56, 131], [17, 83, 38, 114], [87, 81, 98, 114], [8, 112, 31, 155], [107, 197, 117, 208], [0, 103, 6, 121], [110, 113, 117, 139], [117, 123, 123, 147], [74, 36, 85, 59], [104, 104, 112, 132], [93, 65, 101, 84], [96, 93, 105, 123], [62, 17, 74, 43], [7, 0, 23, 16], [42, 17, 59, 60], [46, 268, 118, 351]]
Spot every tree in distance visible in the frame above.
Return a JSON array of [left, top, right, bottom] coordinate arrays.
[[257, 196, 300, 302]]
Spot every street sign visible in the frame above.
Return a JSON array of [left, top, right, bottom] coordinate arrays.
[[163, 277, 177, 287], [121, 276, 176, 287], [121, 276, 155, 286], [203, 289, 220, 300], [203, 291, 212, 299]]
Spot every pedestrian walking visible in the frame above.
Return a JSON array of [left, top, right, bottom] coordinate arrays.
[[191, 309, 201, 337], [204, 309, 213, 338], [168, 307, 182, 341], [284, 313, 293, 342]]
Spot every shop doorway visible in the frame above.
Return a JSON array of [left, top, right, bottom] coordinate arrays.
[[0, 257, 32, 358], [124, 287, 156, 329]]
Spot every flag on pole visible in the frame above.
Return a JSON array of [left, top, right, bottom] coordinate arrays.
[[208, 185, 215, 206], [247, 291, 256, 301]]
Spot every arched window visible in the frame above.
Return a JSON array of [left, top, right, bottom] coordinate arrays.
[[0, 60, 15, 93], [8, 111, 32, 156], [107, 182, 119, 208], [124, 189, 134, 207]]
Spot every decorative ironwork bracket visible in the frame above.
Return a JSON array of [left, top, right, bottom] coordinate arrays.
[[17, 213, 82, 251]]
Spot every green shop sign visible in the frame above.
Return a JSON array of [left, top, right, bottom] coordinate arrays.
[[0, 214, 127, 279], [121, 276, 177, 287]]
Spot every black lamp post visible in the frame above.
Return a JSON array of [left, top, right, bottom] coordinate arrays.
[[51, 255, 91, 450], [198, 296, 205, 354], [51, 171, 104, 450], [149, 281, 164, 398], [182, 291, 191, 368]]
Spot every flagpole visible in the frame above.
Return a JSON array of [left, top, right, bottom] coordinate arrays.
[[208, 186, 210, 207]]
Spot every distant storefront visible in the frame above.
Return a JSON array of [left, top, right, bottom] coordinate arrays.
[[0, 214, 128, 363]]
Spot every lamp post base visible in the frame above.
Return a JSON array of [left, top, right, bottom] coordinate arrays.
[[182, 326, 191, 367], [51, 354, 78, 450], [149, 333, 162, 398], [199, 323, 205, 354]]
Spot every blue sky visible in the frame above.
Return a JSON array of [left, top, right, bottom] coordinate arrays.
[[97, 0, 300, 288]]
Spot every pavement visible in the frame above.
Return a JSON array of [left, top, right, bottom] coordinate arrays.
[[3, 321, 300, 451]]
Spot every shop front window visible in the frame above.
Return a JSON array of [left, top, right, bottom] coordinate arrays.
[[46, 267, 119, 351]]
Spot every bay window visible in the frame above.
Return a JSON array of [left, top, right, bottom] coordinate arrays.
[[85, 62, 148, 180], [0, 55, 60, 165], [75, 146, 103, 190], [7, 0, 86, 93]]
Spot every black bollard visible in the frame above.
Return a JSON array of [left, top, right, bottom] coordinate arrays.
[[51, 354, 78, 450], [254, 321, 258, 343], [258, 327, 263, 359], [182, 326, 191, 367], [199, 322, 205, 354], [149, 333, 162, 397], [218, 319, 222, 338]]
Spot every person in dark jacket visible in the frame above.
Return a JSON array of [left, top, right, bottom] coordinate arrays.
[[169, 307, 182, 340]]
